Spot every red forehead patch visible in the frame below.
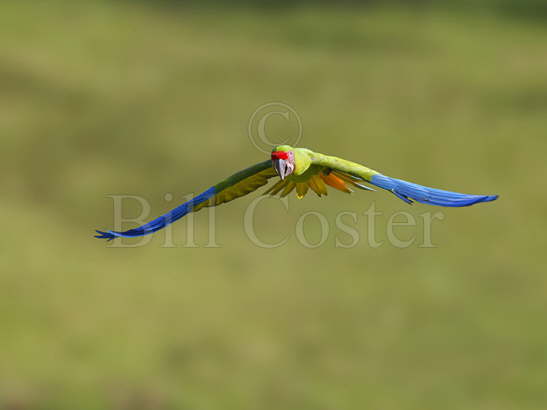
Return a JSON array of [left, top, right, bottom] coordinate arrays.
[[271, 151, 289, 160]]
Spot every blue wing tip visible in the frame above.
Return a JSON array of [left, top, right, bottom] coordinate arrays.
[[94, 230, 117, 241], [371, 174, 499, 207], [471, 194, 498, 205], [483, 195, 499, 203]]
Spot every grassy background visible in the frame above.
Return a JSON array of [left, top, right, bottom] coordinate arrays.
[[1, 1, 547, 409]]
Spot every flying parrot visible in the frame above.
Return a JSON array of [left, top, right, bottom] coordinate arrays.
[[95, 145, 498, 240]]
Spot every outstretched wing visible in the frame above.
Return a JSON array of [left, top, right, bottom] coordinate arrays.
[[95, 160, 277, 240], [312, 152, 498, 207]]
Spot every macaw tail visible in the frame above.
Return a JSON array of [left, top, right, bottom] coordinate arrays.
[[369, 174, 498, 207]]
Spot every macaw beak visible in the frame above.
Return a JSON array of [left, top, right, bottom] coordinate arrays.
[[272, 158, 289, 180]]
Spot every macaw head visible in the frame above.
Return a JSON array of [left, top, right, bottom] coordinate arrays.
[[271, 145, 295, 180]]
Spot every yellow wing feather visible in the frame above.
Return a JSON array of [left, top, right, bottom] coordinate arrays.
[[280, 181, 296, 197], [193, 163, 277, 212]]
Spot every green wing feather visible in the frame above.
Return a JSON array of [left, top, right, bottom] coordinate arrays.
[[310, 152, 379, 181], [193, 160, 277, 211], [95, 160, 277, 240]]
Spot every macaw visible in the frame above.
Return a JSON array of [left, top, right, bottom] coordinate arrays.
[[95, 145, 498, 240]]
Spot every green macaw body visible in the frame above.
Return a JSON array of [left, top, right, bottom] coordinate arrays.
[[277, 145, 379, 180], [96, 145, 497, 240], [264, 145, 380, 199]]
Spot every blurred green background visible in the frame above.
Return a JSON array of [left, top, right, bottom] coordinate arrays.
[[1, 0, 546, 409]]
